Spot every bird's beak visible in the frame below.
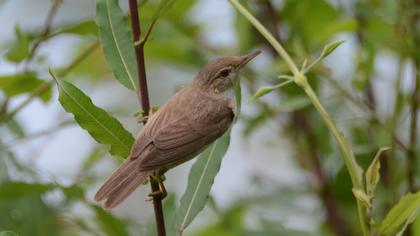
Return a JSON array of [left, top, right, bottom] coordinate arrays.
[[237, 50, 262, 69]]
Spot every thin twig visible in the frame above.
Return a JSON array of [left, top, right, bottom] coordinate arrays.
[[135, 18, 157, 47], [4, 119, 74, 148], [128, 0, 166, 236], [23, 0, 61, 72], [129, 0, 150, 113], [1, 41, 100, 123]]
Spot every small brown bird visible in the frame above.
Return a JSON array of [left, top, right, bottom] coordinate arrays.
[[95, 51, 261, 208]]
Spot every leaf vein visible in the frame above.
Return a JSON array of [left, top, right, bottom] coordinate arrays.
[[58, 81, 131, 152], [106, 0, 136, 89], [179, 140, 219, 230]]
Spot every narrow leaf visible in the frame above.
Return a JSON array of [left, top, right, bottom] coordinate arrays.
[[0, 182, 55, 199], [251, 80, 293, 101], [379, 191, 420, 235], [366, 147, 390, 196], [174, 132, 231, 234], [5, 26, 30, 63], [320, 39, 346, 59], [153, 0, 177, 20], [304, 39, 346, 73], [0, 231, 18, 236], [174, 81, 242, 234], [396, 208, 420, 236], [51, 72, 134, 157], [52, 20, 98, 36], [96, 0, 138, 90], [0, 73, 52, 102]]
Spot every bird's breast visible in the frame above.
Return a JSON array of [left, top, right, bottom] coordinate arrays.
[[220, 88, 237, 115]]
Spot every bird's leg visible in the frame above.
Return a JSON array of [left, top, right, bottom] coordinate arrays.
[[146, 173, 167, 201], [135, 106, 159, 123]]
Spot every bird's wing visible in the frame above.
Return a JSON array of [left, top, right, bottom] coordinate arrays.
[[129, 87, 234, 171]]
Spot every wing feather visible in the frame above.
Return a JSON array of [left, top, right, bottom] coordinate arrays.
[[130, 87, 234, 171]]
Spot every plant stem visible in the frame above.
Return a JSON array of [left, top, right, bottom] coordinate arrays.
[[129, 0, 150, 114], [127, 1, 166, 236], [228, 0, 369, 235]]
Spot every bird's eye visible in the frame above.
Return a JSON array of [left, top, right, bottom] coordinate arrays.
[[220, 69, 230, 77]]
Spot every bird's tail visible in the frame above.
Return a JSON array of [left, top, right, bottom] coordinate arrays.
[[95, 158, 153, 209]]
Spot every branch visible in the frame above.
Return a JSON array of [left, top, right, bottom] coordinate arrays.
[[23, 0, 61, 72], [1, 41, 99, 123], [128, 0, 150, 114], [228, 1, 369, 235], [127, 1, 166, 236]]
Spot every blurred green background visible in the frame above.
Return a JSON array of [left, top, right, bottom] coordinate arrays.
[[0, 0, 418, 235]]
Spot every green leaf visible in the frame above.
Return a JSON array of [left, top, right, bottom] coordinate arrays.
[[52, 20, 98, 36], [96, 0, 138, 90], [5, 26, 30, 63], [396, 208, 420, 236], [0, 182, 55, 199], [61, 185, 85, 200], [0, 73, 52, 102], [303, 40, 346, 73], [152, 0, 177, 20], [51, 72, 134, 157], [378, 191, 420, 236], [174, 80, 242, 233], [365, 147, 390, 196], [352, 188, 372, 208], [0, 231, 18, 236], [174, 132, 231, 234], [92, 205, 130, 236], [320, 39, 346, 59], [304, 40, 346, 73], [251, 80, 293, 101]]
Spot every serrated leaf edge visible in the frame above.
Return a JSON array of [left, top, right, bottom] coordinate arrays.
[[51, 72, 131, 154]]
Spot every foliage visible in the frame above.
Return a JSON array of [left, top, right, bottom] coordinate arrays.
[[52, 72, 134, 158], [96, 0, 138, 90], [0, 0, 418, 236]]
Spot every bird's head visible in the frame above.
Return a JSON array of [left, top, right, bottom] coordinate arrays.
[[193, 51, 261, 94]]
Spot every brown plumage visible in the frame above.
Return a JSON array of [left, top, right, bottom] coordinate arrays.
[[95, 51, 261, 208]]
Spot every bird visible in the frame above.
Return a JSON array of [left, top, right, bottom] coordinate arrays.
[[95, 51, 261, 208]]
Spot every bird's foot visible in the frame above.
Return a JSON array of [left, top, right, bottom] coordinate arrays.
[[145, 174, 167, 201], [145, 189, 167, 201]]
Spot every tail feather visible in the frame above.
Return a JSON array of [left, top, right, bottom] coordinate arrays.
[[95, 158, 153, 208], [95, 160, 135, 201]]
